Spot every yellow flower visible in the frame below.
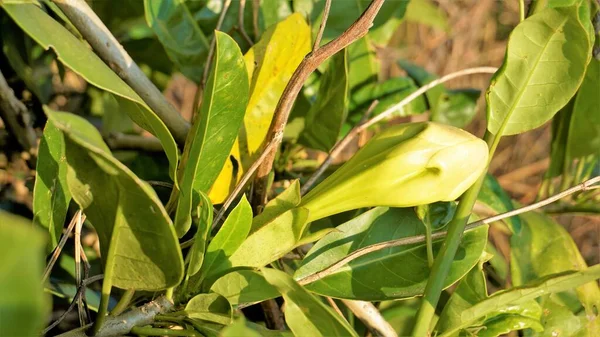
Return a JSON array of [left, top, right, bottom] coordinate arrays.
[[301, 122, 489, 222]]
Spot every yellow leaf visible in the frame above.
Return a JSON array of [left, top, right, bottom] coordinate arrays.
[[209, 13, 311, 203]]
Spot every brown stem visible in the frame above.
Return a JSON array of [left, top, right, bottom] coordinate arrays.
[[260, 299, 285, 330], [238, 0, 253, 45], [252, 0, 386, 207], [0, 69, 37, 155], [312, 0, 332, 51]]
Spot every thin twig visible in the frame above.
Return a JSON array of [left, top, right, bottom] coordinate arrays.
[[312, 0, 332, 51], [52, 0, 190, 145], [326, 297, 348, 323], [341, 300, 398, 337], [301, 100, 379, 195], [43, 275, 104, 335], [296, 176, 600, 285], [238, 0, 253, 45], [0, 69, 37, 155], [42, 210, 86, 283], [74, 211, 85, 326], [252, 0, 260, 39], [261, 299, 285, 330], [252, 0, 386, 206], [191, 0, 233, 122], [212, 138, 280, 228]]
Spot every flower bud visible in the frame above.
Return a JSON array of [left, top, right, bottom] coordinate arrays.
[[301, 122, 488, 222]]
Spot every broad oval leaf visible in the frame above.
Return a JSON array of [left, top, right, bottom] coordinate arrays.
[[228, 207, 309, 268], [33, 121, 71, 251], [251, 180, 301, 232], [183, 293, 232, 325], [299, 49, 349, 152], [294, 207, 489, 300], [47, 109, 184, 291], [486, 6, 592, 136], [262, 268, 359, 337], [144, 0, 210, 82], [300, 122, 489, 222], [209, 13, 311, 203], [0, 211, 49, 337], [211, 270, 279, 306], [174, 31, 249, 236], [3, 3, 180, 181]]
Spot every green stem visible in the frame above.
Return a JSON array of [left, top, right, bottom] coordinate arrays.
[[130, 326, 198, 336], [110, 289, 135, 316], [411, 131, 499, 336], [92, 279, 112, 335], [425, 221, 434, 268], [519, 0, 525, 21]]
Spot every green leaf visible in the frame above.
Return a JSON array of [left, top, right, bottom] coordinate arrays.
[[220, 318, 262, 337], [415, 201, 455, 230], [399, 60, 479, 127], [209, 13, 311, 203], [143, 0, 210, 82], [33, 121, 71, 251], [186, 192, 213, 280], [299, 50, 349, 152], [183, 293, 231, 325], [294, 207, 488, 300], [476, 174, 521, 233], [195, 196, 252, 288], [404, 0, 450, 32], [262, 268, 359, 337], [47, 109, 184, 290], [210, 270, 279, 306], [251, 180, 301, 232], [228, 208, 309, 268], [3, 3, 180, 181], [348, 76, 427, 120], [510, 211, 600, 323], [486, 6, 592, 136], [174, 31, 248, 237], [0, 211, 49, 337], [437, 266, 600, 337], [528, 295, 588, 337], [436, 254, 543, 336], [567, 59, 600, 158], [348, 36, 379, 90]]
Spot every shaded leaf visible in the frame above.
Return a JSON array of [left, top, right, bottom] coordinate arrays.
[[33, 121, 71, 251], [211, 270, 279, 306], [262, 268, 359, 337], [184, 293, 231, 325], [476, 174, 522, 233], [143, 0, 210, 82], [294, 207, 488, 300], [567, 59, 600, 158], [0, 211, 49, 337], [47, 109, 184, 290], [3, 3, 180, 181], [486, 6, 592, 136], [174, 31, 248, 236], [299, 50, 349, 152]]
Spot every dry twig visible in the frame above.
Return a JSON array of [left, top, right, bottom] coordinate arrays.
[[342, 300, 398, 337], [0, 69, 36, 154]]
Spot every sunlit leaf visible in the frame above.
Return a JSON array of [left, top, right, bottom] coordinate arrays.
[[486, 6, 592, 136], [183, 293, 231, 325], [211, 270, 279, 306], [174, 31, 248, 236]]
